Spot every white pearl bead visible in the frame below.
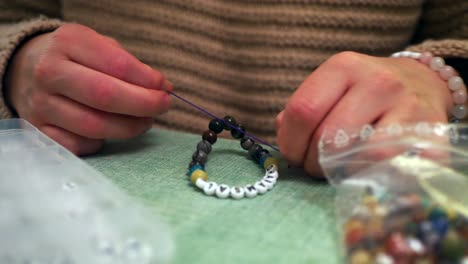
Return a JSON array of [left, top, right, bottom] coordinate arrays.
[[452, 104, 467, 119], [215, 184, 230, 198], [254, 181, 268, 194], [429, 57, 445, 71], [244, 185, 258, 198], [203, 181, 217, 195], [391, 52, 401, 58], [449, 76, 464, 91], [409, 52, 421, 59], [195, 178, 207, 189], [230, 186, 245, 199], [401, 51, 412, 57]]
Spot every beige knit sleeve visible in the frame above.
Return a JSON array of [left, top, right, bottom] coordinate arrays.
[[406, 0, 468, 59], [0, 17, 62, 119]]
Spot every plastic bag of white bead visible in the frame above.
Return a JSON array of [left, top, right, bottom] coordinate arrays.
[[318, 122, 468, 263], [0, 119, 174, 264]]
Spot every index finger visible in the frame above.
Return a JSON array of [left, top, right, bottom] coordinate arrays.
[[277, 52, 364, 165], [56, 24, 171, 91]]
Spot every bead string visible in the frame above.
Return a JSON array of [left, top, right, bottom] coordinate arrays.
[[168, 91, 279, 152], [188, 115, 280, 199], [391, 51, 467, 122]]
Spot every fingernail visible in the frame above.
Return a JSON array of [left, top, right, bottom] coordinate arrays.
[[163, 80, 174, 91]]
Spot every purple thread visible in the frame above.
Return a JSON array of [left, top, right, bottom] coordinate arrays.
[[168, 91, 279, 152]]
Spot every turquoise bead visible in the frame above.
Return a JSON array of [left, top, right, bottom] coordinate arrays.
[[188, 164, 204, 175]]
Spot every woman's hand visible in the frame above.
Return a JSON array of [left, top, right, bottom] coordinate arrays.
[[5, 24, 172, 155], [276, 51, 452, 176]]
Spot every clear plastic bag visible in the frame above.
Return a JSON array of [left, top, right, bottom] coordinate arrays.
[[318, 122, 468, 263]]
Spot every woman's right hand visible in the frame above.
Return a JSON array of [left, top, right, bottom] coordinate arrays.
[[5, 24, 172, 155]]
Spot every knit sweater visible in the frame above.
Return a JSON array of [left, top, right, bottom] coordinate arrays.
[[1, 0, 467, 143]]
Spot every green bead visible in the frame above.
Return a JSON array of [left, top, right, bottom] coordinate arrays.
[[428, 206, 447, 220], [440, 229, 465, 260]]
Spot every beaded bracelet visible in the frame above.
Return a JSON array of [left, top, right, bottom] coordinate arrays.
[[391, 51, 467, 122], [188, 116, 280, 199]]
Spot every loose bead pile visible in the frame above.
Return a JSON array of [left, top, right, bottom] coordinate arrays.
[[345, 190, 468, 264], [188, 116, 280, 199], [391, 51, 467, 122]]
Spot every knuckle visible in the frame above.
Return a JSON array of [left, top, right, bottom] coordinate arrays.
[[33, 58, 55, 84], [328, 51, 363, 69], [369, 70, 403, 94], [284, 97, 320, 124]]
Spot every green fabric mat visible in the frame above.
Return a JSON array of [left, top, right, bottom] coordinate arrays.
[[84, 128, 341, 263]]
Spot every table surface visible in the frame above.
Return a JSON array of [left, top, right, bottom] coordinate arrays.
[[84, 128, 341, 264]]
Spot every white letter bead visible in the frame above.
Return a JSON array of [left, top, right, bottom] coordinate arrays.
[[266, 164, 278, 174], [261, 178, 275, 190], [215, 184, 230, 198], [230, 186, 245, 199], [195, 178, 207, 189], [203, 182, 218, 196], [244, 185, 258, 198], [254, 181, 268, 194], [429, 57, 445, 71], [266, 170, 279, 179]]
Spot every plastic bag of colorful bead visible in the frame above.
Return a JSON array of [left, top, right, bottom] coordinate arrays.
[[318, 122, 468, 263]]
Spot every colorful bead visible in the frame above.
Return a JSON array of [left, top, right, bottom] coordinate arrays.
[[192, 150, 208, 165], [196, 140, 212, 154], [255, 148, 270, 163], [248, 144, 263, 159], [188, 164, 204, 175], [349, 249, 372, 264], [263, 157, 279, 170], [189, 115, 280, 199], [190, 169, 207, 184], [240, 137, 255, 150], [208, 119, 224, 134], [223, 116, 237, 131], [231, 124, 245, 139], [202, 130, 217, 144], [440, 229, 465, 260]]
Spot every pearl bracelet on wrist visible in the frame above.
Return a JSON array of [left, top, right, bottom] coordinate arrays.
[[391, 51, 467, 122]]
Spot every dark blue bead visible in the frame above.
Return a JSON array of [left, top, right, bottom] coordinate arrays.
[[431, 218, 449, 237], [231, 125, 245, 139], [223, 116, 237, 131], [255, 149, 270, 163], [259, 154, 272, 167], [208, 119, 224, 134], [248, 144, 262, 159]]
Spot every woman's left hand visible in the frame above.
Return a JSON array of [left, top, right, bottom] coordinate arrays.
[[275, 51, 453, 176]]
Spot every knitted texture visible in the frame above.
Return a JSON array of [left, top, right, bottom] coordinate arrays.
[[1, 0, 467, 143]]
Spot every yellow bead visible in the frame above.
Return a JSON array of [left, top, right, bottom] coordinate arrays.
[[350, 249, 372, 264], [263, 157, 279, 170], [363, 195, 378, 210], [190, 169, 208, 184], [445, 206, 458, 220], [345, 219, 364, 233]]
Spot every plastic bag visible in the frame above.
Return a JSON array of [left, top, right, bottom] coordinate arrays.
[[0, 119, 174, 264], [319, 122, 468, 263]]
